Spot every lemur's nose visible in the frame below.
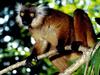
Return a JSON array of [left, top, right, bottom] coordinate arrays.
[[23, 21, 29, 25]]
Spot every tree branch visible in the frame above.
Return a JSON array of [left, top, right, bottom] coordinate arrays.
[[0, 50, 57, 75], [59, 42, 100, 75], [0, 42, 100, 75]]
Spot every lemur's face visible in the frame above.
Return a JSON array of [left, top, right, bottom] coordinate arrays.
[[19, 5, 36, 26], [16, 3, 38, 29], [16, 3, 47, 29]]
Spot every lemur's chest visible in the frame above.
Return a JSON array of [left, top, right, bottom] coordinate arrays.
[[29, 26, 58, 46]]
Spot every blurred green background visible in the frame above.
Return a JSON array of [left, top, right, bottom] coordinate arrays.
[[0, 0, 100, 75]]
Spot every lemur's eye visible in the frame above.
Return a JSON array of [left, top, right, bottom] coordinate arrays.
[[20, 12, 24, 16], [30, 13, 35, 17]]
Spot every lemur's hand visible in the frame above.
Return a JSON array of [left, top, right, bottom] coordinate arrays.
[[26, 54, 38, 67]]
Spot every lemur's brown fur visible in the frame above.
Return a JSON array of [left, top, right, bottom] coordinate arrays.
[[17, 4, 96, 72]]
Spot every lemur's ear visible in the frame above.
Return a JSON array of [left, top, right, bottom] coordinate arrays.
[[15, 3, 22, 12], [95, 18, 100, 25]]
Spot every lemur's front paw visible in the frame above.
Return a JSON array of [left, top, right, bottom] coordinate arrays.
[[26, 57, 33, 67], [25, 56, 38, 67], [71, 41, 82, 50]]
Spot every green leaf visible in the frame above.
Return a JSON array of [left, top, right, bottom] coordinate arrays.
[[90, 47, 100, 75]]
